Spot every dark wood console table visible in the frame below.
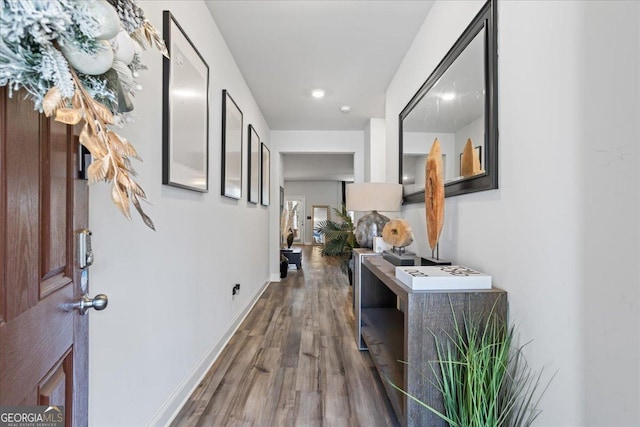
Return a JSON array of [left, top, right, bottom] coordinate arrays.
[[280, 247, 302, 269], [353, 249, 507, 426]]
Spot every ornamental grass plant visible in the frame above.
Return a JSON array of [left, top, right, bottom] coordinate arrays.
[[391, 301, 554, 427]]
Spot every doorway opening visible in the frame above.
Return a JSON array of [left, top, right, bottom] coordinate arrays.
[[284, 196, 305, 244], [312, 205, 330, 245]]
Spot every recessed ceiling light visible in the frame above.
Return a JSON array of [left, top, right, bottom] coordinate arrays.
[[311, 89, 325, 98], [340, 105, 351, 113], [441, 92, 456, 101]]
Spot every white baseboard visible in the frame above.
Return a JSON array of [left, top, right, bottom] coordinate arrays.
[[270, 273, 281, 282], [148, 279, 271, 426]]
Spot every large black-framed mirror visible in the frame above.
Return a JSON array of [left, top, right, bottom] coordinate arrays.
[[399, 0, 497, 203]]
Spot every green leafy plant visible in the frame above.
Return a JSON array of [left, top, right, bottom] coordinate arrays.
[[389, 301, 555, 427], [315, 205, 359, 274]]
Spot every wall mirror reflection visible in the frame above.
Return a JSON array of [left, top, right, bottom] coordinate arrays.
[[312, 205, 329, 245], [399, 0, 497, 203], [284, 198, 304, 244], [402, 29, 485, 189]]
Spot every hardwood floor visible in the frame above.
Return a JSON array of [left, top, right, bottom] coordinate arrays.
[[171, 246, 399, 427]]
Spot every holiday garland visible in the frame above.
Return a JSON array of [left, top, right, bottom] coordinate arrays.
[[0, 0, 167, 230]]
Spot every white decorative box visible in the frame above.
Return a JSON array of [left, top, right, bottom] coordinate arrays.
[[395, 265, 492, 290]]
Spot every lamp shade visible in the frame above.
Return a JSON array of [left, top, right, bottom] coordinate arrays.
[[345, 183, 402, 212]]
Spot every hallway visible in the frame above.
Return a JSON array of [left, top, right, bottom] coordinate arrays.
[[171, 246, 398, 426]]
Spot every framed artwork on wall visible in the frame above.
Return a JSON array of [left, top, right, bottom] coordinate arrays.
[[247, 124, 260, 204], [260, 143, 270, 206], [221, 90, 243, 199], [162, 11, 209, 192]]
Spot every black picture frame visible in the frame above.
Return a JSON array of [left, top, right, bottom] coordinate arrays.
[[162, 11, 209, 192], [260, 143, 270, 206], [247, 124, 260, 204], [399, 0, 498, 203], [221, 90, 243, 199]]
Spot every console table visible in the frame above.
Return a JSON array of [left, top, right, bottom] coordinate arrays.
[[353, 248, 507, 426], [280, 247, 302, 269]]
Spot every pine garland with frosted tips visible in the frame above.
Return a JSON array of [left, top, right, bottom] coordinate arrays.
[[1, 0, 74, 44], [106, 0, 168, 56], [37, 44, 74, 98], [106, 0, 145, 33], [0, 0, 166, 229]]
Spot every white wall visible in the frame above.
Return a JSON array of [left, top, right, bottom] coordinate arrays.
[[283, 153, 353, 181], [387, 1, 639, 425], [88, 1, 271, 425], [284, 181, 342, 245], [364, 122, 371, 181], [270, 130, 364, 279], [365, 118, 387, 182]]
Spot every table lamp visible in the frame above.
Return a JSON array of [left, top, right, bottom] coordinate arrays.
[[346, 183, 402, 248]]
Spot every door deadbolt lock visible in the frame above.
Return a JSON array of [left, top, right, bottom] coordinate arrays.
[[78, 229, 94, 268]]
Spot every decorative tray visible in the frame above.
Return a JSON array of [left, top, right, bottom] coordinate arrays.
[[395, 265, 492, 290]]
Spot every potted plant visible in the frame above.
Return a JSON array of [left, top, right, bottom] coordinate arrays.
[[315, 205, 359, 284], [389, 302, 555, 427]]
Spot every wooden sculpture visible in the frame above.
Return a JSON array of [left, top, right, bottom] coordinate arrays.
[[382, 218, 414, 248], [425, 138, 444, 253], [460, 138, 481, 177]]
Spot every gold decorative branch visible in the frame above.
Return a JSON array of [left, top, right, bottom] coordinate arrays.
[[43, 68, 155, 230], [131, 20, 169, 57]]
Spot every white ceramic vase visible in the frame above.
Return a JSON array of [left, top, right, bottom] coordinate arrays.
[[112, 31, 136, 65], [60, 40, 114, 75], [86, 0, 121, 40]]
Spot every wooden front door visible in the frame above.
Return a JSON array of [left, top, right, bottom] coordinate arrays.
[[0, 87, 92, 425]]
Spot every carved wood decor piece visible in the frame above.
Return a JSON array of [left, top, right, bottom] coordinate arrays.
[[382, 218, 414, 248], [460, 138, 481, 178], [425, 138, 444, 252]]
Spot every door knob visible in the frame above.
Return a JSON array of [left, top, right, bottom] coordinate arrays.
[[69, 293, 108, 315]]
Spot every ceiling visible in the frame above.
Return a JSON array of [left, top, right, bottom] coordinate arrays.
[[205, 0, 434, 131]]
